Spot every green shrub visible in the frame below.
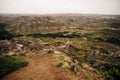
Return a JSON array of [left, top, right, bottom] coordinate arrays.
[[106, 37, 120, 45], [0, 55, 28, 79], [102, 68, 120, 80]]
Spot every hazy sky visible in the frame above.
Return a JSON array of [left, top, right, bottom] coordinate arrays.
[[0, 0, 120, 15]]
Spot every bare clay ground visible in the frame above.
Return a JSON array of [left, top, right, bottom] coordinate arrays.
[[2, 53, 100, 80]]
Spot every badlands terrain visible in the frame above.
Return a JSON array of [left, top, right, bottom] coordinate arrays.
[[0, 13, 120, 80]]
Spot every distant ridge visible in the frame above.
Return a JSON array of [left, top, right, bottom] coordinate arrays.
[[0, 13, 120, 17]]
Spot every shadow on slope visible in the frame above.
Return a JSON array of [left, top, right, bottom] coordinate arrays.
[[0, 23, 14, 40], [27, 32, 81, 38]]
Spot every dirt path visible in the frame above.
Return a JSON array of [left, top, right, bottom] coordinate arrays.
[[2, 53, 100, 80], [2, 53, 76, 80]]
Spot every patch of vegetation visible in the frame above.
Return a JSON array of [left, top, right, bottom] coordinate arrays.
[[26, 32, 81, 38], [47, 50, 54, 54], [0, 55, 28, 79], [102, 68, 120, 80], [56, 62, 63, 67], [101, 29, 120, 39], [0, 23, 14, 40], [94, 37, 105, 42], [106, 37, 120, 45], [70, 60, 81, 75], [111, 22, 120, 29]]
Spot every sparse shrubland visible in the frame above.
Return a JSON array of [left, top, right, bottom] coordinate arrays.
[[0, 14, 120, 80]]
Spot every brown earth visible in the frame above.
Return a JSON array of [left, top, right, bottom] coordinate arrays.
[[2, 53, 100, 80]]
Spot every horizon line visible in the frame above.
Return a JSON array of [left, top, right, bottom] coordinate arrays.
[[0, 12, 120, 16]]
